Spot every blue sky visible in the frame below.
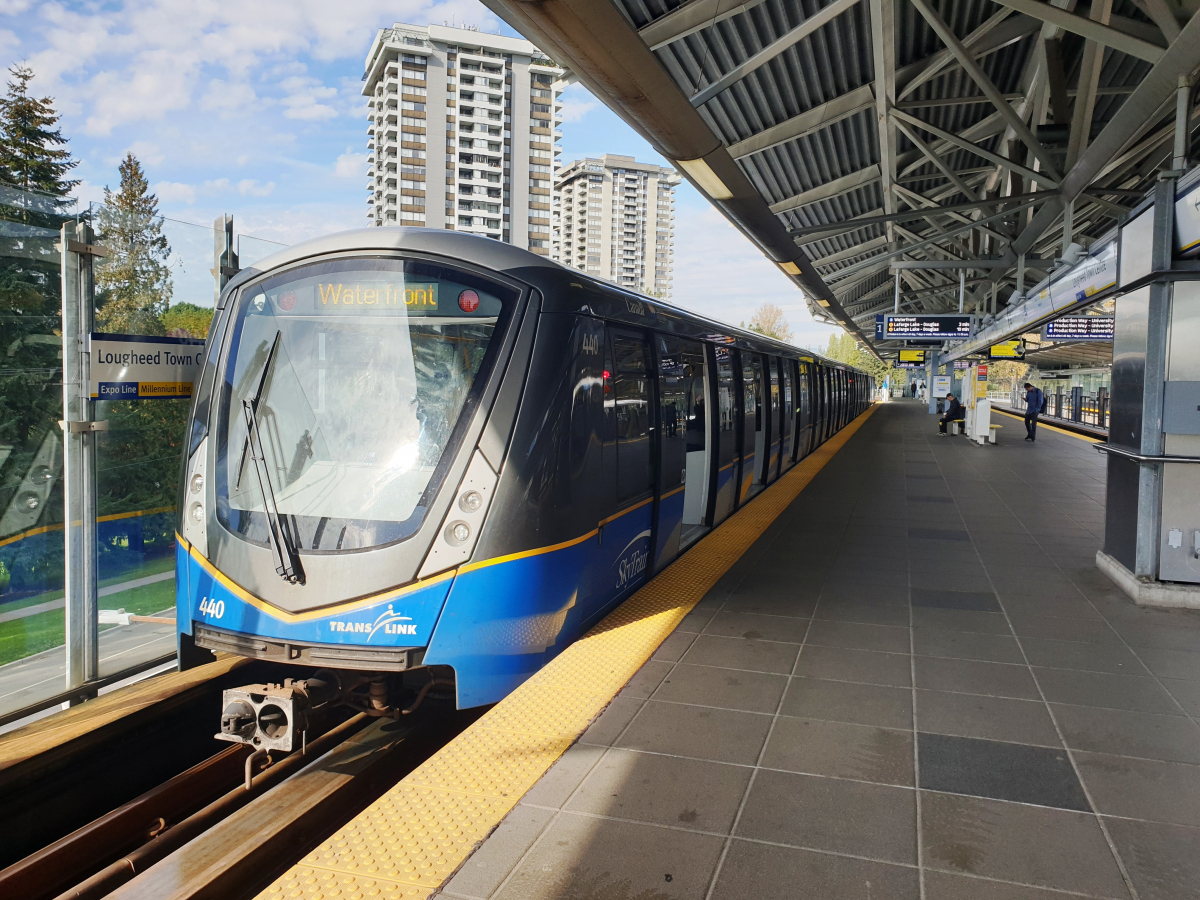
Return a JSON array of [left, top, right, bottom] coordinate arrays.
[[4, 0, 839, 347]]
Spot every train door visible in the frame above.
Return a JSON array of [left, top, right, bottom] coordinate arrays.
[[796, 360, 811, 460], [652, 335, 709, 570], [767, 358, 781, 483], [711, 346, 738, 525], [779, 359, 794, 474], [739, 352, 765, 503], [600, 328, 656, 599]]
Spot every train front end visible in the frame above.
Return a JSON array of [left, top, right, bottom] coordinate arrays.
[[175, 234, 525, 749]]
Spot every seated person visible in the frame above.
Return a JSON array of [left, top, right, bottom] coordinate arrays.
[[939, 393, 965, 435]]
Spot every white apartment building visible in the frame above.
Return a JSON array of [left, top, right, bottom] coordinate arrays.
[[362, 23, 563, 255], [556, 155, 680, 297]]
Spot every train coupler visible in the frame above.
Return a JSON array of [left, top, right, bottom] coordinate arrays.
[[215, 670, 357, 752]]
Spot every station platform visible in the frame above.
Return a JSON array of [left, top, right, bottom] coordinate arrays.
[[262, 400, 1200, 900]]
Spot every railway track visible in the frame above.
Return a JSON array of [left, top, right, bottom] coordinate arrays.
[[0, 675, 479, 900]]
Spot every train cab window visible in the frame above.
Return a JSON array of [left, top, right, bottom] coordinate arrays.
[[215, 257, 516, 552], [712, 347, 738, 524], [741, 352, 765, 502], [656, 336, 709, 551], [611, 332, 653, 504]]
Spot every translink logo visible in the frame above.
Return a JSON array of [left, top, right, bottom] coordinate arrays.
[[328, 604, 416, 641]]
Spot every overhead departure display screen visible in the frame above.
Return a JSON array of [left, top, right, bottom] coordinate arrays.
[[899, 350, 926, 362], [1043, 316, 1115, 341], [885, 315, 974, 339]]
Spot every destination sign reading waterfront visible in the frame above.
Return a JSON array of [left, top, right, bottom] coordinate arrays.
[[884, 315, 974, 340]]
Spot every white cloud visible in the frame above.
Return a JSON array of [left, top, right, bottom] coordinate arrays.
[[71, 179, 107, 208], [0, 0, 32, 15], [154, 180, 196, 203], [558, 85, 598, 123], [200, 78, 257, 112], [334, 147, 367, 179], [671, 193, 841, 347], [237, 179, 275, 197], [125, 140, 164, 165]]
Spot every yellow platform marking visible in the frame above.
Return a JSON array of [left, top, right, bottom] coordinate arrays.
[[257, 405, 879, 900], [991, 408, 1102, 443]]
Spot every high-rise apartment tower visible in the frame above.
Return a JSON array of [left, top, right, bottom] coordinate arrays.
[[556, 155, 680, 297], [362, 24, 563, 255]]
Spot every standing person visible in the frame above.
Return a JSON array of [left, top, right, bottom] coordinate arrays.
[[1023, 381, 1044, 441], [910, 380, 916, 398]]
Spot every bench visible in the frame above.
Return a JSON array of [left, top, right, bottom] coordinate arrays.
[[988, 424, 1001, 444]]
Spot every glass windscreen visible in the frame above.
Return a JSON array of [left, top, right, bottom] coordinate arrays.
[[215, 257, 515, 552]]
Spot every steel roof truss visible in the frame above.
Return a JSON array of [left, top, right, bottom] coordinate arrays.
[[987, 0, 1166, 62], [891, 108, 1060, 189], [909, 0, 1061, 179]]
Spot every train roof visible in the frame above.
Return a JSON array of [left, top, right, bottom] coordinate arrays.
[[227, 227, 867, 375]]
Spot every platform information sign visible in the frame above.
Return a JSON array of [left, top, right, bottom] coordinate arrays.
[[932, 375, 952, 398], [90, 333, 206, 400], [1043, 316, 1115, 341], [989, 339, 1025, 359], [884, 315, 973, 339]]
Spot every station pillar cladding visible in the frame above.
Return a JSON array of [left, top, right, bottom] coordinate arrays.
[[1100, 169, 1200, 607]]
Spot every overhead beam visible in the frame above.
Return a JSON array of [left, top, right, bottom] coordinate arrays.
[[789, 191, 1056, 239], [833, 197, 1045, 280], [1137, 0, 1182, 42], [986, 0, 1165, 63], [1012, 10, 1200, 257], [690, 0, 862, 107], [870, 0, 899, 246], [1067, 0, 1114, 169], [892, 118, 979, 200], [891, 258, 1049, 269], [769, 164, 880, 214], [728, 85, 873, 159], [909, 0, 1061, 177], [891, 108, 1060, 188], [639, 0, 768, 51]]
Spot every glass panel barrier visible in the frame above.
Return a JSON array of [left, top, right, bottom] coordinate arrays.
[[91, 212, 221, 679], [238, 234, 287, 269], [0, 186, 73, 718]]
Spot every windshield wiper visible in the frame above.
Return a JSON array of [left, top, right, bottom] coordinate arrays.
[[241, 332, 305, 584]]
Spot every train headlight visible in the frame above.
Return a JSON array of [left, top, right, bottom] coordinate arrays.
[[190, 472, 204, 494], [189, 502, 205, 524], [459, 490, 482, 512], [445, 521, 471, 546]]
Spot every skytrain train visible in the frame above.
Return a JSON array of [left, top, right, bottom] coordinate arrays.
[[175, 229, 873, 748]]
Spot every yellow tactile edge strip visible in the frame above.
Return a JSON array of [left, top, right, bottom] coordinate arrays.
[[991, 408, 1102, 443], [258, 405, 879, 900]]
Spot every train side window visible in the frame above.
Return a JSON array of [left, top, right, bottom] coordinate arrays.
[[779, 358, 793, 473], [612, 332, 653, 504]]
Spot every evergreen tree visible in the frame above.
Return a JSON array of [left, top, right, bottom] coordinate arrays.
[[0, 64, 78, 200], [95, 152, 172, 334]]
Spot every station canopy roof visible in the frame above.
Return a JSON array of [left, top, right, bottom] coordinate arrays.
[[485, 0, 1200, 357]]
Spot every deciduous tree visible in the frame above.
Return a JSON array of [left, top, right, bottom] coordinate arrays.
[[746, 302, 793, 343]]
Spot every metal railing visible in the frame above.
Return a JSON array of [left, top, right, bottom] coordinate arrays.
[[988, 387, 1110, 431]]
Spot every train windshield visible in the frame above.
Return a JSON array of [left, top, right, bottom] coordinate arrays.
[[216, 257, 516, 552]]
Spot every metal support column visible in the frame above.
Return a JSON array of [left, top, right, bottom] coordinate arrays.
[[1016, 253, 1025, 297], [61, 222, 101, 696], [893, 271, 900, 314], [927, 348, 940, 415], [1173, 75, 1191, 171], [957, 270, 965, 313], [1133, 177, 1177, 578], [213, 214, 239, 303], [1063, 197, 1074, 253]]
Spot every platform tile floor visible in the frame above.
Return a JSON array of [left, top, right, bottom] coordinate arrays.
[[441, 401, 1200, 900]]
